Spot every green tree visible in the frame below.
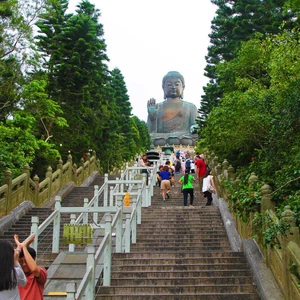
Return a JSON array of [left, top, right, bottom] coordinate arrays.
[[201, 29, 300, 191], [110, 68, 134, 161], [199, 0, 295, 130], [131, 116, 151, 153], [21, 76, 68, 142], [0, 112, 60, 184], [36, 0, 111, 160], [0, 0, 43, 119]]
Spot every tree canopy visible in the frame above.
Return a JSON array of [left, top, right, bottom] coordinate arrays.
[[0, 0, 150, 183]]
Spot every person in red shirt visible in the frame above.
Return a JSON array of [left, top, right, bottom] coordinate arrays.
[[14, 234, 47, 300], [195, 156, 207, 193]]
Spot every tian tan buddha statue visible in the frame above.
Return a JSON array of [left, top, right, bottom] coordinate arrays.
[[147, 71, 198, 146]]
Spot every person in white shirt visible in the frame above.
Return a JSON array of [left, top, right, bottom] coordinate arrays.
[[0, 240, 27, 300]]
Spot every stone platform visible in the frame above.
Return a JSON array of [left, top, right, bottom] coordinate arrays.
[[150, 132, 198, 147]]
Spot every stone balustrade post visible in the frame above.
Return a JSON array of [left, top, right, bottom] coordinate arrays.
[[260, 183, 274, 212], [57, 158, 63, 172], [72, 163, 77, 184], [228, 165, 235, 180], [46, 166, 53, 198], [67, 154, 73, 181], [22, 164, 30, 201], [222, 159, 229, 171], [80, 157, 84, 168], [86, 152, 91, 173], [33, 174, 39, 206], [248, 172, 259, 183], [216, 163, 222, 176], [281, 206, 299, 300], [213, 156, 218, 168], [3, 170, 12, 214], [56, 158, 63, 189]]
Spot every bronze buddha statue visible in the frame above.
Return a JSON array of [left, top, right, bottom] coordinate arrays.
[[147, 71, 198, 146]]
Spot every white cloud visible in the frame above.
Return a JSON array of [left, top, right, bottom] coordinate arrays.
[[68, 0, 216, 122]]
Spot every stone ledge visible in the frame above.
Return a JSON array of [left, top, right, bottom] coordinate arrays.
[[243, 239, 285, 300], [215, 196, 284, 300], [0, 201, 34, 235]]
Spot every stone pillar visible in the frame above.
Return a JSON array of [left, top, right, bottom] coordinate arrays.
[[3, 170, 12, 215], [281, 206, 299, 300], [33, 174, 40, 206], [260, 183, 273, 212]]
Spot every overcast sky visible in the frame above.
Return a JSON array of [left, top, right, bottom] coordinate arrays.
[[68, 0, 217, 122]]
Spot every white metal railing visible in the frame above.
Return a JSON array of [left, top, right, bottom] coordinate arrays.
[[25, 162, 158, 299]]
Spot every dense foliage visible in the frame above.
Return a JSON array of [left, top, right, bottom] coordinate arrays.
[[198, 0, 295, 128], [198, 0, 300, 241], [0, 0, 150, 183]]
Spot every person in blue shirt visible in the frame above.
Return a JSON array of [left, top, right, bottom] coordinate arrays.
[[159, 165, 171, 202]]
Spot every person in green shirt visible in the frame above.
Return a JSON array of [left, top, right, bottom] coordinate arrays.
[[179, 169, 195, 206]]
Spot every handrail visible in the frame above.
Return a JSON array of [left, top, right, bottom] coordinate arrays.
[[23, 160, 158, 299], [66, 164, 157, 299], [75, 266, 93, 300], [95, 232, 110, 262], [0, 152, 99, 217]]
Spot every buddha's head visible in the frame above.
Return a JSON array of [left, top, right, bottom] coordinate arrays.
[[162, 71, 185, 99]]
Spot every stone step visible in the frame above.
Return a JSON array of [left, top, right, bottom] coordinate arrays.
[[135, 237, 228, 242], [111, 269, 253, 279], [98, 284, 257, 294], [110, 276, 254, 286], [129, 246, 232, 252], [112, 263, 249, 272], [135, 229, 227, 234], [96, 293, 260, 299], [139, 220, 225, 224], [112, 257, 247, 265], [129, 240, 230, 247], [112, 251, 244, 259]]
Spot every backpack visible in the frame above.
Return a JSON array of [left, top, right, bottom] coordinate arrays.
[[185, 159, 191, 169], [175, 160, 181, 170]]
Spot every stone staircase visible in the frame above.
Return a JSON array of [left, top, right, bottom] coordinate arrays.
[[0, 172, 262, 299], [0, 174, 106, 268], [97, 177, 261, 299]]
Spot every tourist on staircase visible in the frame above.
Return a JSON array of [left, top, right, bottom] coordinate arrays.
[[156, 165, 164, 187], [0, 240, 27, 300], [185, 158, 191, 173], [179, 169, 196, 206], [168, 167, 175, 187], [140, 154, 150, 184], [195, 155, 207, 193], [14, 234, 47, 300], [174, 158, 181, 174], [202, 168, 216, 206], [159, 166, 171, 202]]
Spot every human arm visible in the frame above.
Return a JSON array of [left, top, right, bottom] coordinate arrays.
[[14, 246, 20, 265], [14, 262, 27, 286], [178, 177, 183, 185], [14, 234, 41, 277]]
